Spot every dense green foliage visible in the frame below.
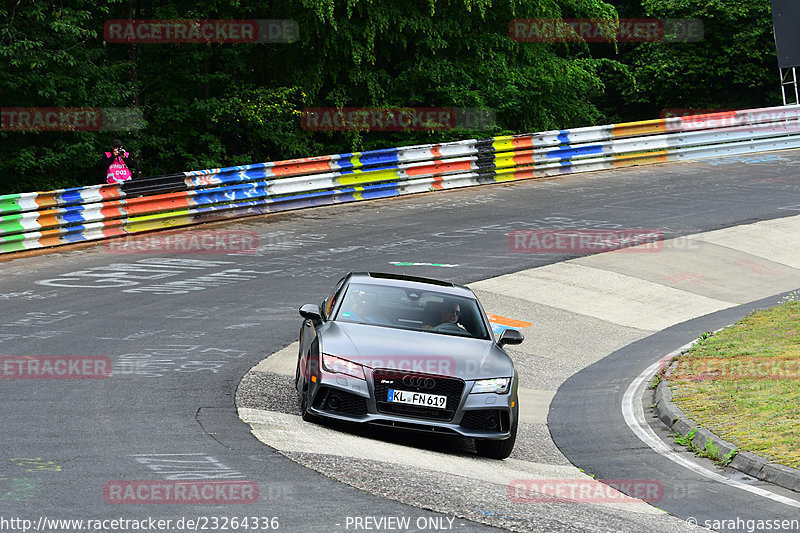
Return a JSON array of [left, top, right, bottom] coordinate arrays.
[[0, 0, 782, 194], [608, 0, 780, 120]]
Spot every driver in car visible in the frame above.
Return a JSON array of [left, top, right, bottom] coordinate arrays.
[[424, 301, 468, 333]]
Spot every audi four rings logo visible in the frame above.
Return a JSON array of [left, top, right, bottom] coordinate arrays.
[[401, 375, 436, 389]]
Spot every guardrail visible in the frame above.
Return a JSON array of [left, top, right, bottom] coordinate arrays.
[[2, 105, 800, 255]]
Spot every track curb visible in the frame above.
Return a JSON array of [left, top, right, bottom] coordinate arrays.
[[653, 376, 800, 493]]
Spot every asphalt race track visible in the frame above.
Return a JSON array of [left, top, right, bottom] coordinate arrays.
[[1, 149, 800, 532]]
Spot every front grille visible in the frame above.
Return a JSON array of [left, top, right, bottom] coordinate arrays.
[[313, 386, 368, 416], [372, 369, 465, 421], [460, 409, 510, 432]]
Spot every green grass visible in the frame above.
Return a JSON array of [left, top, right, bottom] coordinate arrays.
[[667, 298, 800, 469]]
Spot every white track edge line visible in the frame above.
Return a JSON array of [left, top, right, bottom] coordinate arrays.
[[621, 343, 800, 509]]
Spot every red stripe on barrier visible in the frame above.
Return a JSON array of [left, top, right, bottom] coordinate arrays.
[[100, 203, 126, 220], [511, 169, 536, 180], [122, 192, 193, 215], [268, 156, 335, 176], [406, 160, 473, 177], [101, 219, 130, 239], [511, 137, 536, 150], [512, 153, 536, 165], [100, 185, 123, 200]]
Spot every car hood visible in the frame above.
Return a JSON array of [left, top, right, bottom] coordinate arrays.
[[320, 321, 514, 379]]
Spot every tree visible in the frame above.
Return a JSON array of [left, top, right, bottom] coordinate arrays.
[[618, 0, 779, 118], [0, 0, 134, 193], [1, 0, 626, 194]]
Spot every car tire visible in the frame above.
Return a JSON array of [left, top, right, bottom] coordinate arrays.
[[475, 407, 518, 460], [300, 385, 314, 422], [297, 352, 315, 422]]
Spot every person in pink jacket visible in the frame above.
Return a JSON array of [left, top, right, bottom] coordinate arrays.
[[103, 139, 134, 184]]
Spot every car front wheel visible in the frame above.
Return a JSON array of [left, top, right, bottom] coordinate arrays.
[[297, 353, 315, 422]]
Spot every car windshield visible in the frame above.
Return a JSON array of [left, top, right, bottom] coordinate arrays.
[[334, 283, 490, 339]]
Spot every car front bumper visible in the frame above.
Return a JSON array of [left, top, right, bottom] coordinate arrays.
[[306, 370, 517, 440]]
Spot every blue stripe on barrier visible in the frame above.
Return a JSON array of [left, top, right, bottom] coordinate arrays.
[[336, 155, 358, 170], [193, 199, 262, 213], [357, 187, 400, 200], [59, 189, 86, 205], [546, 145, 604, 160], [61, 208, 89, 224], [239, 168, 269, 181], [194, 185, 268, 205], [358, 149, 401, 167], [557, 131, 571, 144], [62, 226, 88, 243]]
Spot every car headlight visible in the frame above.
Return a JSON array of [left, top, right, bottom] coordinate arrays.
[[471, 377, 511, 394], [322, 354, 365, 380]]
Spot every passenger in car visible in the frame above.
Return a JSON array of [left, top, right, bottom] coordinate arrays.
[[340, 289, 388, 324]]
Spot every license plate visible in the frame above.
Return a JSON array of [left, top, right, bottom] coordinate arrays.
[[387, 389, 447, 409]]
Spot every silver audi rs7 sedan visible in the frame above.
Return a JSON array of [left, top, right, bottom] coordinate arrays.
[[296, 272, 523, 459]]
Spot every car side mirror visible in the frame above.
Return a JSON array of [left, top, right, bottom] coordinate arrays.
[[299, 303, 323, 321], [498, 328, 524, 346]]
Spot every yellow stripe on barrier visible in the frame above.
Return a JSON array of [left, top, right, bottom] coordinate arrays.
[[612, 119, 668, 138], [492, 138, 517, 153], [126, 210, 193, 232], [494, 152, 521, 169], [612, 151, 669, 166], [493, 166, 536, 182], [337, 168, 399, 186]]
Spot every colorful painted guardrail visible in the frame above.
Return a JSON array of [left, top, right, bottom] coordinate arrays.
[[2, 105, 800, 254]]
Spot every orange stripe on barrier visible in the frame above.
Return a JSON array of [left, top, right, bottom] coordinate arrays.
[[496, 169, 536, 182], [100, 185, 123, 200], [487, 314, 532, 328], [37, 229, 63, 248], [34, 193, 59, 210], [271, 159, 334, 176], [612, 119, 667, 138], [100, 204, 126, 219], [122, 192, 192, 215], [36, 214, 59, 229], [101, 219, 128, 238], [511, 136, 536, 150], [512, 153, 536, 165]]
